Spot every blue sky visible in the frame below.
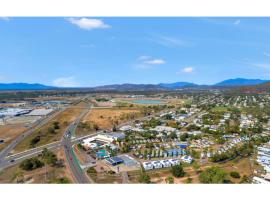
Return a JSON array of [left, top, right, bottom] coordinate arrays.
[[1, 17, 270, 87]]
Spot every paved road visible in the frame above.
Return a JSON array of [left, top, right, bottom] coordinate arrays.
[[62, 102, 94, 183], [0, 133, 98, 171], [0, 97, 92, 172], [0, 108, 65, 161]]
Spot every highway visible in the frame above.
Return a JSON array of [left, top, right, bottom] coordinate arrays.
[[62, 101, 93, 183], [0, 97, 93, 183], [0, 133, 98, 171], [0, 108, 66, 162], [0, 97, 96, 184]]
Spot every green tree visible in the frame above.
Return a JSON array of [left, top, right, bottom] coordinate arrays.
[[53, 121, 60, 129], [186, 177, 193, 184], [19, 158, 44, 171], [30, 135, 41, 147], [42, 148, 58, 166], [165, 176, 174, 184], [180, 133, 188, 141], [171, 164, 185, 178], [199, 166, 227, 183], [230, 171, 241, 179], [138, 173, 151, 183], [87, 167, 97, 174]]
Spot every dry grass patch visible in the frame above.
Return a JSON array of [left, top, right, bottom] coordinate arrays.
[[14, 102, 88, 153], [82, 107, 141, 130], [0, 125, 27, 151]]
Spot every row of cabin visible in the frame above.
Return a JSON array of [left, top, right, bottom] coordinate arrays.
[[143, 159, 180, 170]]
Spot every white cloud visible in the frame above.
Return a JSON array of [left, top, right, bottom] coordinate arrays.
[[180, 67, 194, 73], [143, 59, 165, 65], [135, 56, 166, 70], [0, 17, 10, 21], [67, 18, 110, 30], [234, 20, 241, 26], [52, 76, 79, 87]]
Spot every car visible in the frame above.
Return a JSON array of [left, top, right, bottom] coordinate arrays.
[[10, 159, 15, 163], [0, 139, 4, 143]]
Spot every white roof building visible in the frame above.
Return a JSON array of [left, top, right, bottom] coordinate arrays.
[[151, 126, 176, 133], [152, 160, 163, 169], [119, 125, 132, 131], [27, 108, 53, 116], [253, 176, 270, 184], [143, 162, 154, 170], [169, 159, 180, 166], [181, 155, 193, 164], [161, 160, 172, 168]]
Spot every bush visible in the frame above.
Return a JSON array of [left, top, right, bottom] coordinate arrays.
[[42, 148, 58, 166], [48, 127, 56, 134], [53, 121, 60, 129], [199, 166, 227, 183], [30, 136, 41, 147], [138, 173, 151, 183], [19, 158, 44, 171], [171, 164, 185, 178], [77, 143, 84, 150], [87, 167, 97, 174], [165, 176, 174, 184], [186, 177, 193, 184], [230, 171, 241, 179], [180, 133, 188, 141], [53, 177, 70, 184]]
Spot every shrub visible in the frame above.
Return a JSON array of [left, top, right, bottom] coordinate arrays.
[[53, 121, 60, 129], [199, 166, 227, 183], [30, 136, 41, 147], [48, 127, 56, 134], [166, 176, 174, 184], [138, 173, 151, 183], [87, 167, 97, 174], [19, 158, 44, 171], [42, 148, 58, 166], [171, 164, 185, 178], [54, 177, 70, 184], [230, 171, 241, 179]]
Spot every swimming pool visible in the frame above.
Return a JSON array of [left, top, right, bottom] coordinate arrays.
[[96, 149, 108, 158]]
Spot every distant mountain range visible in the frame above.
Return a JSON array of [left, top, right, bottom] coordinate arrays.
[[0, 83, 56, 90], [158, 82, 198, 89], [92, 83, 164, 91], [93, 78, 270, 91], [1, 78, 270, 91], [214, 78, 270, 87]]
